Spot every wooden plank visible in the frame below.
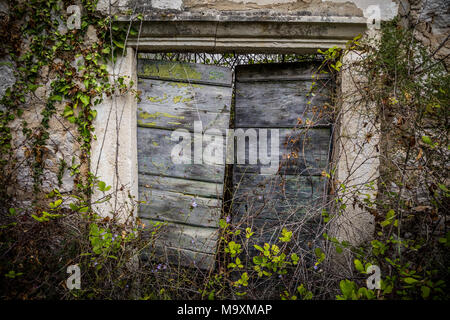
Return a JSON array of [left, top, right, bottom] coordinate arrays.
[[142, 218, 219, 255], [137, 60, 233, 270], [235, 62, 329, 82], [233, 172, 326, 205], [233, 128, 331, 175], [139, 188, 221, 227], [144, 245, 215, 270], [138, 59, 233, 87], [138, 79, 231, 131], [139, 174, 223, 199], [137, 127, 226, 183], [232, 174, 326, 220], [235, 81, 332, 128], [232, 62, 332, 264], [141, 219, 217, 269], [233, 174, 326, 200], [233, 201, 324, 226]]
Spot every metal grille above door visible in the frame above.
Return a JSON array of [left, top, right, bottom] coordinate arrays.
[[136, 60, 233, 270], [232, 62, 332, 251]]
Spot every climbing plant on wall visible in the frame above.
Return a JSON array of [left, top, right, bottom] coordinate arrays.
[[0, 0, 148, 299]]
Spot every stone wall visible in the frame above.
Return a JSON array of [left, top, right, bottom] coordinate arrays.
[[0, 1, 84, 208], [102, 0, 364, 16], [0, 0, 446, 228], [100, 0, 403, 20], [399, 0, 450, 68]]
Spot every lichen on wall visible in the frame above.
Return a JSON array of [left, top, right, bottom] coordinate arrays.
[[140, 62, 202, 80]]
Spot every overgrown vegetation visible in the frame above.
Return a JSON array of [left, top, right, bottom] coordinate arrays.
[[0, 1, 448, 300], [329, 19, 449, 300]]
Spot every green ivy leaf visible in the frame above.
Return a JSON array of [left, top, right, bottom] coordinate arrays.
[[50, 95, 62, 101], [254, 245, 263, 252], [339, 279, 356, 299], [354, 259, 364, 273], [403, 277, 418, 284], [314, 247, 325, 263], [381, 209, 396, 227], [421, 286, 430, 299], [421, 135, 432, 145], [291, 253, 299, 265], [67, 116, 76, 123], [63, 107, 74, 118], [80, 94, 90, 106], [98, 181, 106, 191], [113, 40, 124, 49], [219, 219, 227, 229]]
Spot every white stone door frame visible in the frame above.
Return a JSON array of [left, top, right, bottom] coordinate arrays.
[[90, 16, 379, 246], [91, 49, 139, 222], [123, 15, 368, 53]]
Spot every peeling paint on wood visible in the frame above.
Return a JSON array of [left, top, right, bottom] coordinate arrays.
[[138, 59, 233, 87], [138, 78, 231, 131], [137, 127, 226, 182], [137, 60, 232, 269], [139, 189, 221, 227], [233, 128, 331, 175], [233, 62, 332, 252], [141, 218, 219, 268]]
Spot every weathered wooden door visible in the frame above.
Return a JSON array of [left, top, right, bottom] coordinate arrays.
[[136, 60, 233, 269], [137, 60, 332, 269], [232, 62, 332, 251]]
